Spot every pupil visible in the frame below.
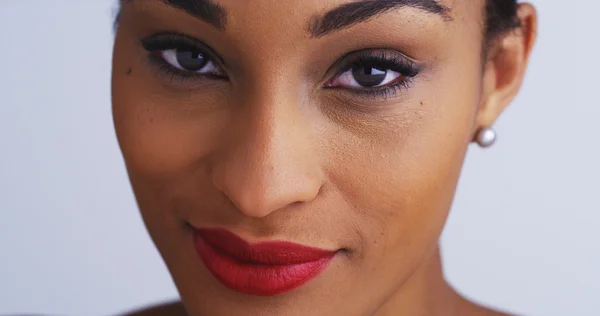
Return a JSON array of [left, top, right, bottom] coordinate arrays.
[[176, 50, 208, 71], [352, 66, 387, 87]]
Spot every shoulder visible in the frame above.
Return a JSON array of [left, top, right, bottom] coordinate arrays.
[[122, 301, 187, 316]]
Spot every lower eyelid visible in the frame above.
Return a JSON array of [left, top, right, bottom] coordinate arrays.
[[328, 77, 416, 101], [144, 44, 413, 95], [147, 50, 227, 79]]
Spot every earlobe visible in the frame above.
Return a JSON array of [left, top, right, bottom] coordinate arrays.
[[475, 3, 538, 134]]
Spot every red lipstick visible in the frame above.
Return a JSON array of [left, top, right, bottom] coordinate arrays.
[[192, 228, 336, 296]]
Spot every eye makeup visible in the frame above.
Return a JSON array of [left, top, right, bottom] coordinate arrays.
[[141, 32, 228, 82], [325, 49, 423, 100], [140, 32, 423, 101]]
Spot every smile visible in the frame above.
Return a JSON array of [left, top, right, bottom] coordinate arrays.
[[192, 228, 337, 296]]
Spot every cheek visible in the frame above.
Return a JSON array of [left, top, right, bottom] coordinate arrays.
[[111, 89, 227, 259], [111, 30, 229, 180], [112, 81, 229, 180], [330, 71, 482, 268]]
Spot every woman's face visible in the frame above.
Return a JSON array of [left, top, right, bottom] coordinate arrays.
[[112, 0, 530, 315]]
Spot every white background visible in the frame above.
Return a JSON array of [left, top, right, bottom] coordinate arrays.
[[0, 1, 598, 315]]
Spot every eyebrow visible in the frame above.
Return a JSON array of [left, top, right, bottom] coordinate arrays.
[[141, 0, 449, 37], [310, 0, 451, 38], [161, 0, 227, 30]]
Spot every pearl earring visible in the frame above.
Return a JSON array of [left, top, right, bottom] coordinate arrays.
[[476, 127, 497, 148]]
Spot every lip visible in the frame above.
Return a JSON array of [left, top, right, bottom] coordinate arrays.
[[192, 227, 336, 296]]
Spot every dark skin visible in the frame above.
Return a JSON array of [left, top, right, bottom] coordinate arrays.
[[112, 0, 537, 315]]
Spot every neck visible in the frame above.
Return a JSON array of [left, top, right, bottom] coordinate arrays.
[[373, 246, 466, 316]]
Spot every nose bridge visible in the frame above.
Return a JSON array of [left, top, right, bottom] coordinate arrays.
[[210, 78, 323, 219]]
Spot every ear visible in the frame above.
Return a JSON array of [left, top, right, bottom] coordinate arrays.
[[476, 3, 538, 131]]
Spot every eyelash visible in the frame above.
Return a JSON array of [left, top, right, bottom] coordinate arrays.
[[141, 33, 227, 82], [327, 51, 421, 100], [140, 33, 421, 99]]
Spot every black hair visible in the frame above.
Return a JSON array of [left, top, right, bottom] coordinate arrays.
[[485, 0, 521, 40]]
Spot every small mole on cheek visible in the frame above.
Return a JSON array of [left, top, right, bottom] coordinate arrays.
[[420, 101, 424, 106], [126, 67, 133, 75]]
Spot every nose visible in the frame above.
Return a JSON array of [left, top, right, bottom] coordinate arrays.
[[210, 95, 324, 219]]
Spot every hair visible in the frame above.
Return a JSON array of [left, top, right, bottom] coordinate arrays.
[[485, 0, 521, 40]]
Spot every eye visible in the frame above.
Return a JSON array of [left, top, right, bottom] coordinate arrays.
[[324, 51, 421, 93], [141, 33, 228, 80], [160, 48, 221, 74], [330, 65, 403, 88]]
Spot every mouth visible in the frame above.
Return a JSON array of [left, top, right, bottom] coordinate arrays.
[[192, 227, 337, 296]]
